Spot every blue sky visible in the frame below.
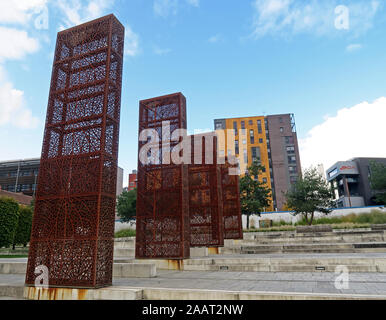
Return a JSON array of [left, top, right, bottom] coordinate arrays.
[[0, 0, 386, 186]]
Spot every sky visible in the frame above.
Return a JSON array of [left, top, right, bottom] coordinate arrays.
[[0, 0, 386, 187]]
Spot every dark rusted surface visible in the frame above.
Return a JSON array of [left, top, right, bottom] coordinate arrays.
[[220, 157, 243, 240], [136, 93, 190, 259], [25, 15, 124, 288], [189, 134, 224, 247]]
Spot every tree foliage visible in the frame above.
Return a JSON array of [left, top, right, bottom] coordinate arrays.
[[285, 167, 335, 226], [117, 189, 137, 223], [0, 197, 20, 248], [13, 205, 33, 248], [369, 161, 386, 205], [240, 161, 272, 229]]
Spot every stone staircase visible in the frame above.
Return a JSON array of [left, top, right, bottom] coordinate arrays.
[[221, 229, 386, 255]]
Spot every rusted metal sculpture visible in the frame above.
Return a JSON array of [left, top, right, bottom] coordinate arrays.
[[25, 15, 124, 288], [189, 134, 224, 247], [136, 93, 190, 259], [220, 157, 243, 240]]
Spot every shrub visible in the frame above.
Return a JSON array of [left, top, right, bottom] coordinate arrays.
[[115, 229, 136, 238], [13, 206, 33, 247], [0, 197, 20, 248]]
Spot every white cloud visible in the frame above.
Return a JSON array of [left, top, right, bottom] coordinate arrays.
[[153, 0, 178, 18], [154, 46, 172, 55], [0, 27, 39, 62], [346, 43, 362, 52], [251, 0, 381, 39], [0, 0, 47, 25], [299, 97, 386, 171], [125, 26, 140, 57], [153, 0, 199, 17], [0, 66, 39, 129], [57, 0, 115, 28], [186, 0, 200, 7], [208, 34, 222, 43]]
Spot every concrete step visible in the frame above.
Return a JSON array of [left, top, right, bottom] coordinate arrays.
[[3, 284, 385, 300], [0, 262, 156, 278], [114, 248, 135, 258], [240, 243, 386, 254], [136, 256, 386, 273], [114, 238, 135, 249]]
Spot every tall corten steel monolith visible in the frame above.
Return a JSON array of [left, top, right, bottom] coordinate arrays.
[[189, 134, 224, 247], [221, 157, 243, 240], [25, 15, 125, 289], [136, 93, 190, 259]]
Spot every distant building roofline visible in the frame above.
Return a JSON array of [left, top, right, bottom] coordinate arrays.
[[214, 113, 294, 122]]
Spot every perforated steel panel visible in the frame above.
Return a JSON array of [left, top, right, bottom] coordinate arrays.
[[25, 15, 124, 289], [189, 134, 224, 247], [220, 157, 243, 240], [136, 93, 190, 259]]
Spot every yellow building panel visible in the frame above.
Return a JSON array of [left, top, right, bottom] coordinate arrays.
[[217, 116, 274, 212]]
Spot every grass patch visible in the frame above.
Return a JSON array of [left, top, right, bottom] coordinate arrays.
[[0, 255, 28, 259], [115, 229, 136, 238], [295, 210, 386, 226], [244, 225, 296, 233]]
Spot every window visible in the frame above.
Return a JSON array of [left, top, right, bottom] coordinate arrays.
[[9, 171, 17, 177], [257, 120, 263, 134], [263, 178, 267, 184], [280, 127, 284, 133], [250, 130, 255, 144], [251, 147, 260, 163], [22, 185, 30, 191], [262, 167, 266, 173], [290, 176, 298, 184], [233, 122, 238, 136], [259, 138, 263, 143], [241, 121, 246, 135], [288, 156, 296, 164], [20, 170, 31, 177], [215, 123, 223, 130], [235, 140, 239, 155], [279, 117, 283, 123], [249, 120, 253, 125], [285, 136, 294, 145], [287, 146, 295, 154], [243, 149, 248, 163], [289, 166, 298, 174]]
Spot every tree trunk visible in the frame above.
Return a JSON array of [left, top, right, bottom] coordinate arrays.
[[309, 213, 314, 226], [246, 215, 250, 230], [304, 213, 309, 225]]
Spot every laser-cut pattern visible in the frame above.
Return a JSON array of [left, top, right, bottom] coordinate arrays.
[[136, 93, 190, 259], [25, 15, 124, 289]]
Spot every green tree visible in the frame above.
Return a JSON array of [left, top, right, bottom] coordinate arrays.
[[13, 205, 33, 249], [369, 161, 386, 205], [285, 167, 335, 226], [117, 189, 137, 223], [240, 161, 272, 230], [0, 197, 20, 248]]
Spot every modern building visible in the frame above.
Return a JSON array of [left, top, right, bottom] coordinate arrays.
[[0, 158, 124, 198], [327, 158, 386, 208], [128, 170, 138, 191], [214, 114, 302, 211], [116, 167, 124, 197], [0, 159, 40, 197]]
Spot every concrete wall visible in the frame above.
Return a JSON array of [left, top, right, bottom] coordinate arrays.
[[115, 220, 136, 232], [243, 206, 386, 229]]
